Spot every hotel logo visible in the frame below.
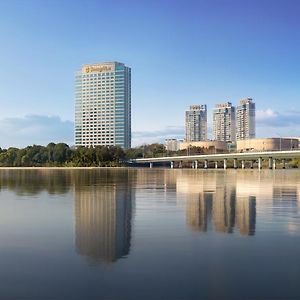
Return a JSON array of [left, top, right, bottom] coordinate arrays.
[[83, 64, 114, 73]]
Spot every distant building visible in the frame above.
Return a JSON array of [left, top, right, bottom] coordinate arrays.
[[75, 61, 131, 149], [165, 139, 181, 151], [179, 140, 227, 152], [213, 102, 236, 142], [185, 105, 207, 142], [236, 98, 255, 140], [284, 137, 300, 144], [237, 138, 299, 152]]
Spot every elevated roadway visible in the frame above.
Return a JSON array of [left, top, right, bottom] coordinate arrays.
[[134, 150, 300, 169]]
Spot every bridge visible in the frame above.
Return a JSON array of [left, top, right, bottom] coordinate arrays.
[[134, 150, 300, 169]]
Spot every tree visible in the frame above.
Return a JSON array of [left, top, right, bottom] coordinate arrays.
[[53, 143, 71, 164], [47, 143, 56, 163]]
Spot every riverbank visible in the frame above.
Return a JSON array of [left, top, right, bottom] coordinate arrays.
[[0, 166, 128, 169]]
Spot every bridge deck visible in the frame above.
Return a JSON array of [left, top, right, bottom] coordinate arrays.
[[134, 150, 300, 163]]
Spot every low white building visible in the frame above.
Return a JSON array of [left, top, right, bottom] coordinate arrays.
[[180, 140, 227, 152], [165, 139, 181, 151]]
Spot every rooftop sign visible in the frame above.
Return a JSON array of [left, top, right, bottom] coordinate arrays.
[[82, 64, 115, 73]]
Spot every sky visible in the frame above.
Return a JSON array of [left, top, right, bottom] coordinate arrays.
[[0, 0, 299, 148]]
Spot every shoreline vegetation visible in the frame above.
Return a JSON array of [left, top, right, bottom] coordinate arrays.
[[0, 142, 170, 167], [0, 142, 299, 168]]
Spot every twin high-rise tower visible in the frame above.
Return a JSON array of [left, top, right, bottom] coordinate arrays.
[[75, 62, 131, 149], [236, 98, 256, 140], [213, 102, 236, 142], [185, 105, 207, 142], [185, 98, 255, 143]]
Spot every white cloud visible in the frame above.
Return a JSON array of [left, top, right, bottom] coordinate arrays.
[[256, 109, 300, 138], [256, 109, 300, 127], [0, 115, 73, 149], [256, 108, 278, 120]]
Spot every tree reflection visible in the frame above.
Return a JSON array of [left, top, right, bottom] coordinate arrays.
[[0, 169, 71, 195]]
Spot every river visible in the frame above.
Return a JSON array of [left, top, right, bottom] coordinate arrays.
[[0, 168, 299, 299]]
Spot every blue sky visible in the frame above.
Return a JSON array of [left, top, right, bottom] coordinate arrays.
[[0, 0, 299, 147]]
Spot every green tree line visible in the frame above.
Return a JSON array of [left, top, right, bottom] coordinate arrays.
[[0, 142, 227, 167], [0, 143, 125, 167]]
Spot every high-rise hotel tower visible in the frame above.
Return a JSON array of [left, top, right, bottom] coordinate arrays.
[[185, 105, 207, 142], [213, 102, 236, 142], [75, 62, 131, 148], [236, 98, 255, 140]]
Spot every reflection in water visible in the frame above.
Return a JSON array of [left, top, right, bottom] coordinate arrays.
[[181, 171, 256, 235], [0, 169, 72, 195], [186, 186, 256, 235], [0, 169, 135, 264], [73, 170, 134, 263], [236, 196, 256, 235], [273, 186, 298, 213], [0, 169, 299, 299], [0, 169, 299, 254], [213, 185, 236, 233], [186, 193, 213, 232]]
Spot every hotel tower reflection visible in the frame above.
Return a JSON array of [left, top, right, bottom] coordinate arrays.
[[178, 171, 256, 235], [73, 171, 134, 263]]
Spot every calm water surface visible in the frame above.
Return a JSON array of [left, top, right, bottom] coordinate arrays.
[[0, 168, 300, 299]]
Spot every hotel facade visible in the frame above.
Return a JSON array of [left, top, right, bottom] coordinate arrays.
[[75, 62, 131, 148]]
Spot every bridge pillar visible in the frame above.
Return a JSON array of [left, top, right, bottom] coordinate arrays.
[[215, 161, 218, 169], [150, 162, 153, 168], [258, 157, 262, 170], [241, 160, 245, 169], [224, 159, 227, 170], [194, 161, 198, 169], [170, 161, 174, 169], [179, 161, 183, 168], [250, 161, 254, 169], [234, 159, 238, 169], [282, 159, 286, 169], [204, 160, 208, 169], [272, 159, 276, 170], [269, 157, 272, 169]]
